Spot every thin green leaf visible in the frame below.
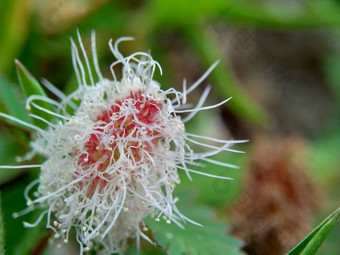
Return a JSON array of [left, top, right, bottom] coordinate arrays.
[[0, 196, 5, 255], [15, 59, 54, 128], [0, 0, 29, 74], [15, 59, 47, 102], [145, 204, 244, 255], [0, 76, 30, 123], [288, 207, 340, 255]]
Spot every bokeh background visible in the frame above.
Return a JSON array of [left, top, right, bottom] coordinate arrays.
[[0, 0, 339, 254]]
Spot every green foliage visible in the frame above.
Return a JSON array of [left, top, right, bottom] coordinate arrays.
[[0, 196, 5, 255], [220, 1, 340, 28], [323, 53, 340, 106], [125, 245, 165, 255], [0, 75, 30, 123], [186, 25, 268, 125], [15, 60, 47, 104], [145, 196, 244, 255], [1, 173, 47, 255], [0, 0, 339, 254], [308, 129, 340, 186], [177, 109, 245, 208], [15, 60, 54, 129], [288, 208, 340, 255], [0, 0, 30, 74], [0, 131, 27, 185]]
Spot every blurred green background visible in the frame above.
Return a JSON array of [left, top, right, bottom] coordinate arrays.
[[0, 0, 339, 254]]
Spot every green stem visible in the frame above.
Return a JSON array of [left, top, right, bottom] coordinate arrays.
[[186, 25, 268, 125]]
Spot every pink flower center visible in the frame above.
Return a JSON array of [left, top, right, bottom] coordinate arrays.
[[76, 90, 163, 196]]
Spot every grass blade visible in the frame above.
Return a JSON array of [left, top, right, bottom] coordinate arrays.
[[288, 207, 340, 255], [15, 59, 54, 128]]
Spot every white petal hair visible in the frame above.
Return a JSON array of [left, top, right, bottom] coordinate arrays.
[[0, 30, 247, 254]]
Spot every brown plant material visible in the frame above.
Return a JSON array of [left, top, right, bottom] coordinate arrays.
[[230, 136, 323, 255]]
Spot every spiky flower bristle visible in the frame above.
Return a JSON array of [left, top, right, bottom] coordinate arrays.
[[0, 31, 246, 254]]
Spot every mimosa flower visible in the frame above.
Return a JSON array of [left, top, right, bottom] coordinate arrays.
[[0, 31, 245, 254]]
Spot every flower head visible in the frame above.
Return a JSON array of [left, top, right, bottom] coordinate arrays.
[[1, 31, 245, 254]]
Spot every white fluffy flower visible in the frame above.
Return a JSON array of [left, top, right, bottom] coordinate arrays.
[[0, 31, 245, 254]]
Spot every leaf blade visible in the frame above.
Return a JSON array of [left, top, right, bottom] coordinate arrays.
[[0, 75, 30, 123], [15, 59, 54, 128], [145, 204, 245, 255], [0, 0, 29, 74], [288, 207, 340, 255]]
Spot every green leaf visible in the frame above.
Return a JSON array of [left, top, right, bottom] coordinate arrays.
[[145, 203, 244, 255], [15, 59, 54, 128], [288, 207, 340, 255], [2, 172, 47, 255], [0, 75, 30, 123], [0, 0, 30, 74], [0, 196, 5, 255], [0, 131, 27, 185]]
